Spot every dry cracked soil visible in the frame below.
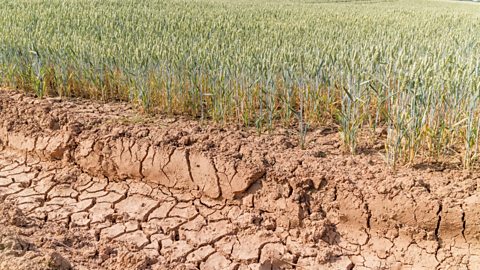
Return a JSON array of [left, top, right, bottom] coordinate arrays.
[[0, 89, 479, 270]]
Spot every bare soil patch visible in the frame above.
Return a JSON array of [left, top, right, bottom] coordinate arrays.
[[0, 90, 478, 269]]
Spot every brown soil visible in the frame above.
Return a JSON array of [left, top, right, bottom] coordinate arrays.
[[0, 89, 478, 270]]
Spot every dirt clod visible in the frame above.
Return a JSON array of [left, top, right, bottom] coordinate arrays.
[[47, 251, 72, 270]]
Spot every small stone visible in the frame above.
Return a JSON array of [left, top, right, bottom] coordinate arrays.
[[47, 251, 72, 270]]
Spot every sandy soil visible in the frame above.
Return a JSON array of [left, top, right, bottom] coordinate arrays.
[[0, 89, 478, 270]]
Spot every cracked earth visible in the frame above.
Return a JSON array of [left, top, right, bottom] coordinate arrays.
[[0, 90, 479, 270]]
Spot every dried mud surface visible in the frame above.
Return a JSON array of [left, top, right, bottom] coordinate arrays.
[[0, 90, 479, 270]]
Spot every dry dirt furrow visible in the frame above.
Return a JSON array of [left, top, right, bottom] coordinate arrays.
[[0, 151, 336, 270], [0, 90, 479, 270]]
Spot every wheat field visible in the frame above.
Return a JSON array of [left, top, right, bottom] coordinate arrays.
[[1, 0, 480, 166]]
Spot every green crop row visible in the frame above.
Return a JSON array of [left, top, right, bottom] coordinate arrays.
[[1, 0, 480, 168]]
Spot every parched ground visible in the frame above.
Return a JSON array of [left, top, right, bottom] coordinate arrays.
[[0, 90, 478, 270]]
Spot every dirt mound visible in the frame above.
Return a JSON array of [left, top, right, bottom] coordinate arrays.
[[0, 89, 479, 269]]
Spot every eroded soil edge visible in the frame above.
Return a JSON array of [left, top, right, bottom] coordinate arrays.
[[0, 91, 479, 269]]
